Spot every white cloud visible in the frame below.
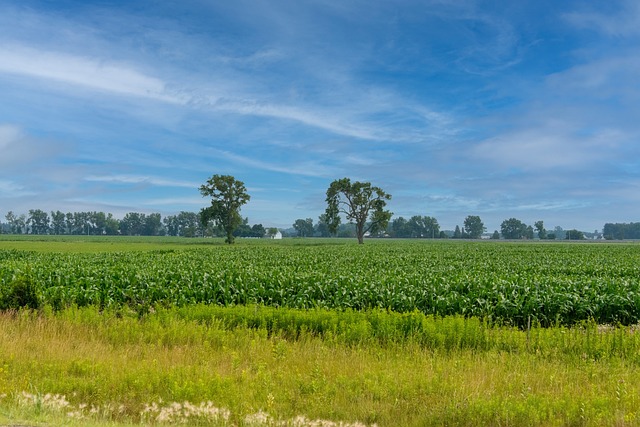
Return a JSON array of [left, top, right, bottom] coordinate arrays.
[[84, 175, 199, 188], [0, 44, 184, 103], [209, 149, 337, 178]]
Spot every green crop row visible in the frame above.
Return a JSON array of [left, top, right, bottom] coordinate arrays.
[[2, 241, 640, 327]]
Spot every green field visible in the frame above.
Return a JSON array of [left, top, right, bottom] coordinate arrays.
[[1, 236, 640, 426], [2, 236, 640, 326]]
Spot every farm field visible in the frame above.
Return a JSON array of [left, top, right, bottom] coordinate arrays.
[[2, 236, 640, 326], [1, 236, 640, 426]]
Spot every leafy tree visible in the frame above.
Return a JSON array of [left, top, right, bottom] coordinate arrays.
[[293, 218, 314, 237], [534, 220, 547, 240], [453, 225, 462, 239], [315, 214, 331, 237], [105, 213, 120, 235], [412, 215, 440, 238], [164, 211, 200, 237], [554, 226, 566, 240], [603, 222, 640, 240], [120, 212, 143, 236], [565, 229, 585, 240], [144, 213, 163, 236], [266, 227, 279, 238], [27, 209, 50, 235], [325, 178, 392, 244], [491, 230, 500, 239], [463, 215, 486, 239], [50, 210, 66, 235], [500, 218, 529, 239], [391, 217, 411, 238], [251, 224, 266, 238], [5, 211, 25, 234], [200, 175, 250, 244]]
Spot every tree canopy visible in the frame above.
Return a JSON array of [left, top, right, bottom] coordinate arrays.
[[463, 215, 486, 239], [500, 218, 529, 239], [325, 178, 392, 244], [200, 174, 250, 244]]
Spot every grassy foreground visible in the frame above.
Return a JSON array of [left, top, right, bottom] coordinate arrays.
[[1, 305, 640, 426]]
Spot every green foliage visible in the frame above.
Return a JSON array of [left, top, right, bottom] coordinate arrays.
[[0, 274, 40, 310], [293, 218, 314, 237], [3, 240, 640, 327], [325, 178, 392, 244], [463, 215, 485, 239], [501, 218, 529, 239], [200, 175, 250, 244]]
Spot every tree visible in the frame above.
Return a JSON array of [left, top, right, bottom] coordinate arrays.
[[391, 217, 411, 238], [325, 178, 392, 244], [565, 229, 585, 240], [534, 220, 547, 240], [6, 211, 26, 234], [293, 218, 314, 237], [463, 215, 485, 239], [315, 214, 331, 237], [120, 212, 143, 236], [500, 218, 529, 239], [413, 215, 440, 239], [200, 175, 250, 244], [27, 209, 50, 235], [51, 210, 67, 235], [491, 230, 500, 239], [453, 225, 462, 239], [144, 213, 163, 236]]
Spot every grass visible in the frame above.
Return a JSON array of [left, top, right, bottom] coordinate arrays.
[[1, 306, 640, 426], [2, 236, 640, 425]]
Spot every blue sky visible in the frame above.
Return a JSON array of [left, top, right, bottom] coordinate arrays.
[[1, 0, 639, 232]]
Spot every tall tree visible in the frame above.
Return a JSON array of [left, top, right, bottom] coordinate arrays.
[[50, 210, 66, 235], [293, 218, 314, 237], [534, 220, 547, 240], [27, 209, 50, 235], [325, 178, 392, 244], [391, 217, 411, 238], [144, 213, 163, 236], [500, 218, 529, 239], [200, 175, 250, 244], [409, 215, 440, 238], [315, 214, 331, 237], [463, 215, 486, 239], [120, 212, 143, 236]]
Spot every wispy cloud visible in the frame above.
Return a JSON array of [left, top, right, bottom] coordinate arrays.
[[84, 175, 200, 189], [565, 0, 640, 37], [0, 44, 183, 103], [207, 149, 337, 178]]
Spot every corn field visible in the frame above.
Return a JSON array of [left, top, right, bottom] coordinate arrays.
[[2, 240, 640, 327]]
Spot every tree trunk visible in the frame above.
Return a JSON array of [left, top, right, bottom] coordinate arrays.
[[356, 222, 365, 244], [225, 228, 235, 244]]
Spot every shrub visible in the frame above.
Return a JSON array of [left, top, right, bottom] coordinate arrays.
[[0, 275, 40, 310]]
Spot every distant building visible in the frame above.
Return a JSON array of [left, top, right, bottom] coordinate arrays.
[[264, 229, 283, 239]]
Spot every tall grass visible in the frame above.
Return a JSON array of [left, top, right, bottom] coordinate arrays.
[[1, 306, 640, 426]]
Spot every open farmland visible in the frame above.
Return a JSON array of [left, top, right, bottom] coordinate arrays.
[[1, 237, 640, 326], [2, 237, 640, 426]]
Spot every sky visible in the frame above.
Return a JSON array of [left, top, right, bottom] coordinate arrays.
[[1, 0, 639, 232]]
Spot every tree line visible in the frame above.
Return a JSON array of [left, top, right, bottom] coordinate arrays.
[[0, 209, 279, 238], [0, 174, 619, 242]]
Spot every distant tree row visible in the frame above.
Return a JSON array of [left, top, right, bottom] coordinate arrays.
[[603, 222, 640, 240], [0, 173, 613, 243], [0, 209, 274, 238]]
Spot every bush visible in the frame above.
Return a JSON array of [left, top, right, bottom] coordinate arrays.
[[0, 275, 40, 310]]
